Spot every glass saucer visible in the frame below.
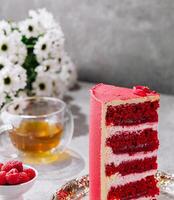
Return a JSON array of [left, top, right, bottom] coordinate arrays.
[[34, 149, 85, 180], [0, 131, 85, 180]]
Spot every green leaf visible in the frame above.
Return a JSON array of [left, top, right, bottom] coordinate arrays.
[[23, 51, 39, 91], [21, 36, 38, 46]]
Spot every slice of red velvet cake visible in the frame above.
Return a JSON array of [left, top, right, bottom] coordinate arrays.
[[89, 84, 160, 200]]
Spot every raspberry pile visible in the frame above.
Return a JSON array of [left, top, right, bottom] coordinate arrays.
[[133, 85, 156, 97], [0, 160, 36, 185]]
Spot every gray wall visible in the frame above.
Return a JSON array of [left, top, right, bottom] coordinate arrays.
[[1, 0, 174, 94]]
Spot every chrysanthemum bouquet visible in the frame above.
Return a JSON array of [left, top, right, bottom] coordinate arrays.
[[0, 8, 77, 109]]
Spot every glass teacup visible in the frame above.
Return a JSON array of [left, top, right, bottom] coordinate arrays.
[[0, 97, 74, 162]]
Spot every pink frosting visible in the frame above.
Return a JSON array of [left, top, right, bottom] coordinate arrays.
[[91, 83, 159, 103], [89, 90, 102, 200]]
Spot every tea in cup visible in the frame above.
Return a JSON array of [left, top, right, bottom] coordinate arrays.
[[0, 97, 74, 161]]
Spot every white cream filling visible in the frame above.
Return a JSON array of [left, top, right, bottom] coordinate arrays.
[[106, 122, 158, 138], [105, 146, 157, 166], [106, 96, 159, 107], [106, 170, 157, 190]]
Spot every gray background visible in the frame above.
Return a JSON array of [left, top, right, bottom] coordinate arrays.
[[0, 0, 174, 94]]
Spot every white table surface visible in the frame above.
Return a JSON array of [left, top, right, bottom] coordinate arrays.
[[20, 82, 174, 199]]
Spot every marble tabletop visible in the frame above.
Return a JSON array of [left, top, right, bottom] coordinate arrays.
[[24, 81, 174, 200]]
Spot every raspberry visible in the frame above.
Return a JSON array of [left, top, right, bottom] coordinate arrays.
[[57, 190, 68, 198], [2, 160, 23, 172], [23, 168, 36, 180], [133, 88, 147, 97], [18, 172, 30, 183], [0, 171, 7, 185], [134, 85, 150, 93], [0, 163, 3, 170], [133, 85, 156, 97], [6, 170, 20, 185], [7, 168, 19, 174]]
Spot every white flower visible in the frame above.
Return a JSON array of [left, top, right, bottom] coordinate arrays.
[[0, 32, 27, 65], [46, 29, 64, 48], [16, 90, 28, 98], [11, 22, 18, 30], [19, 18, 43, 38], [0, 69, 18, 93], [32, 73, 66, 98], [14, 64, 27, 89], [34, 65, 45, 75], [7, 100, 23, 115], [0, 65, 27, 94], [34, 29, 64, 62], [0, 92, 6, 107], [60, 55, 77, 89], [7, 98, 28, 115], [0, 35, 15, 57], [29, 8, 59, 31], [0, 56, 12, 71], [18, 90, 27, 98], [34, 35, 51, 62], [7, 90, 28, 114], [51, 75, 66, 98], [46, 29, 64, 59], [32, 75, 53, 96], [42, 59, 61, 72], [8, 31, 27, 65], [0, 20, 11, 36], [35, 59, 61, 74]]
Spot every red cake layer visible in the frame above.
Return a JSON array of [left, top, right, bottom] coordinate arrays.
[[106, 128, 159, 155], [106, 101, 159, 126], [107, 175, 159, 200], [105, 157, 157, 177]]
